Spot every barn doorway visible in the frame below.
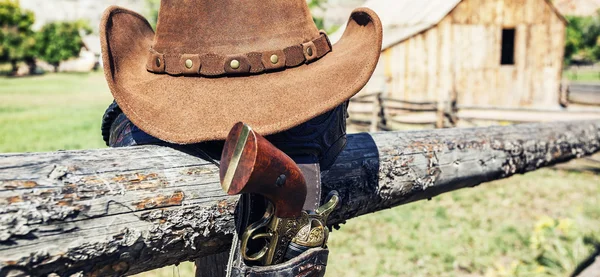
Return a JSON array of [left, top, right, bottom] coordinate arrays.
[[501, 28, 516, 65]]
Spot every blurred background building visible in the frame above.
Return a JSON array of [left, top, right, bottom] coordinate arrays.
[[555, 0, 600, 16], [332, 0, 566, 109], [322, 0, 600, 131]]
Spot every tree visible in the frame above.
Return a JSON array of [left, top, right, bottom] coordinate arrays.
[[35, 21, 91, 72], [565, 12, 600, 65], [307, 0, 327, 30], [0, 0, 36, 75], [307, 0, 339, 34], [565, 16, 586, 64]]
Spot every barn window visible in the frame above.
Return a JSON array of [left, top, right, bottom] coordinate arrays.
[[501, 28, 516, 65]]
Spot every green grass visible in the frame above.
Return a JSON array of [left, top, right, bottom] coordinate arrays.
[[0, 72, 112, 152], [564, 69, 600, 82], [326, 168, 600, 277], [1, 73, 599, 277]]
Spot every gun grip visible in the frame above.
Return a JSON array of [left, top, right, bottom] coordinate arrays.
[[220, 122, 307, 218]]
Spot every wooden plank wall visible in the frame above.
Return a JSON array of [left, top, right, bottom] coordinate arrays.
[[380, 0, 565, 108]]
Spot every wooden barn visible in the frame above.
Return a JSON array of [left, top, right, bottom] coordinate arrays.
[[332, 0, 568, 115]]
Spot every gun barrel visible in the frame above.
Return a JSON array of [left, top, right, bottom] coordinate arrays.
[[220, 122, 307, 218]]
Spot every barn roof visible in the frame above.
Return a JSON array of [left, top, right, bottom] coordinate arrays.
[[329, 0, 566, 51], [329, 0, 461, 50], [554, 0, 600, 16]]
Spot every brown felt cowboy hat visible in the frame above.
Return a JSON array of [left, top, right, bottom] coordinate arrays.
[[100, 0, 382, 144]]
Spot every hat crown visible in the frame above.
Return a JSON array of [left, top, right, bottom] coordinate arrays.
[[153, 0, 320, 55]]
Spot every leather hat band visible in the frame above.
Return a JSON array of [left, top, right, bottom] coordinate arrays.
[[146, 32, 332, 77]]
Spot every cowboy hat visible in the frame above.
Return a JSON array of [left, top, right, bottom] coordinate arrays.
[[100, 0, 382, 144]]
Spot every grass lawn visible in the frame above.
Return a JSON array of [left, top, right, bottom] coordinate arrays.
[[564, 69, 600, 82], [327, 167, 600, 277], [0, 72, 112, 152], [1, 73, 599, 276]]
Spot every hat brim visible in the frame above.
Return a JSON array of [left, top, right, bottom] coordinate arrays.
[[100, 6, 382, 144]]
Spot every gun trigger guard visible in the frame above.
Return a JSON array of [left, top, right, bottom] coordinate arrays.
[[241, 202, 274, 262], [251, 232, 274, 240], [243, 244, 270, 262]]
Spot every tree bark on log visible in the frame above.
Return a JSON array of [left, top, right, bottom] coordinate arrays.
[[0, 121, 599, 276]]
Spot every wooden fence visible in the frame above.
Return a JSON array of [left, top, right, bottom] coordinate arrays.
[[568, 83, 600, 106], [349, 84, 600, 132], [1, 120, 599, 276]]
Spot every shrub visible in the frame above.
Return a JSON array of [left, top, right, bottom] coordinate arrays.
[[35, 21, 91, 72], [566, 12, 600, 65], [0, 0, 36, 75]]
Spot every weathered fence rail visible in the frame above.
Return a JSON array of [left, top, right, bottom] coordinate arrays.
[[348, 89, 600, 131], [568, 83, 600, 106], [1, 120, 599, 276]]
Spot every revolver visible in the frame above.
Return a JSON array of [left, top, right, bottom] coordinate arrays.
[[220, 122, 338, 266]]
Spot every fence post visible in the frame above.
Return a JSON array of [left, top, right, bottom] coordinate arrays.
[[195, 252, 229, 277], [560, 78, 569, 107], [436, 89, 452, 129], [436, 100, 445, 128], [370, 92, 381, 132]]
